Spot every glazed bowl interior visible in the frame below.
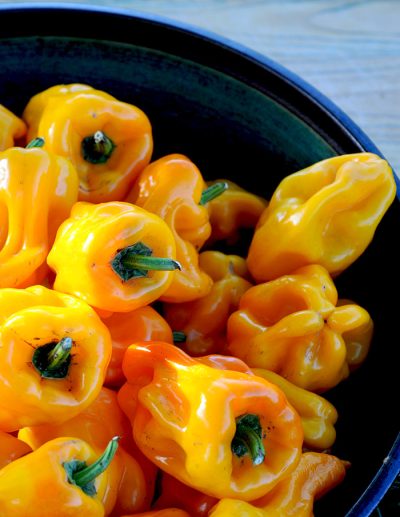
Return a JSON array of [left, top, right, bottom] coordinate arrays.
[[0, 4, 399, 516]]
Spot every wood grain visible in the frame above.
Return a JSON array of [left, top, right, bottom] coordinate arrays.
[[3, 0, 399, 176]]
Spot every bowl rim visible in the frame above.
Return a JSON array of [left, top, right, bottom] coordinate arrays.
[[0, 2, 399, 515]]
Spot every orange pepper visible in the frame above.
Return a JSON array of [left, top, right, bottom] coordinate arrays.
[[36, 88, 153, 202], [0, 146, 78, 288], [121, 510, 191, 517], [154, 473, 218, 516], [19, 387, 152, 515], [206, 179, 267, 245], [0, 431, 32, 469], [0, 285, 111, 431], [0, 436, 119, 516], [47, 201, 179, 312], [118, 342, 303, 501], [227, 264, 373, 392], [209, 452, 347, 516], [101, 306, 173, 388], [127, 154, 215, 302], [164, 251, 252, 355], [0, 104, 26, 150]]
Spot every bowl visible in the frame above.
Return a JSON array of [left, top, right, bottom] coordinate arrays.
[[0, 3, 399, 515]]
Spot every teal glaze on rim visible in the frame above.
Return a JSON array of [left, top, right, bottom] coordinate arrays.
[[0, 3, 399, 516]]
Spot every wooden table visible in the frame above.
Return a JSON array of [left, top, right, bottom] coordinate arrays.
[[5, 0, 400, 177]]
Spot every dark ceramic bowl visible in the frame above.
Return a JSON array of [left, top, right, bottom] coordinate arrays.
[[0, 3, 398, 515]]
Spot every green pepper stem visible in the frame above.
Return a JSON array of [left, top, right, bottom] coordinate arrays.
[[173, 331, 186, 343], [47, 337, 73, 371], [199, 182, 228, 205], [231, 414, 265, 466], [32, 337, 73, 379], [111, 241, 181, 282], [26, 137, 45, 148], [71, 436, 120, 489], [81, 130, 115, 164]]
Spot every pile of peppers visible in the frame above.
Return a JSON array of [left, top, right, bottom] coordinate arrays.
[[0, 84, 396, 516]]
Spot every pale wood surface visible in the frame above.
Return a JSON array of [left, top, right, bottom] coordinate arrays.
[[3, 0, 400, 176]]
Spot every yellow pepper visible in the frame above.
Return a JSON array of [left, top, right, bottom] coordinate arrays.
[[227, 265, 373, 392], [252, 369, 337, 450], [0, 431, 32, 469], [0, 146, 79, 288], [118, 342, 303, 501], [164, 251, 252, 355], [19, 387, 150, 515], [206, 179, 267, 245], [127, 154, 220, 302], [22, 83, 94, 141], [247, 153, 396, 282], [35, 88, 153, 202], [47, 201, 179, 312], [0, 285, 111, 431], [0, 104, 26, 150], [209, 452, 347, 516], [0, 436, 119, 516]]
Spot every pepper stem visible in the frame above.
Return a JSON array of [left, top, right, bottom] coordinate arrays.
[[64, 437, 119, 496], [32, 337, 73, 379], [199, 182, 228, 205], [111, 241, 181, 282], [81, 130, 115, 164], [173, 331, 186, 343], [231, 414, 265, 466], [26, 137, 45, 148]]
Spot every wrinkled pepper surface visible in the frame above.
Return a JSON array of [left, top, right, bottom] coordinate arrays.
[[209, 452, 347, 516], [227, 264, 373, 392], [23, 83, 94, 142], [101, 306, 173, 387], [0, 104, 26, 150], [47, 201, 179, 312], [206, 179, 267, 245], [253, 370, 337, 450], [118, 342, 303, 501], [0, 285, 111, 431], [19, 387, 151, 515], [0, 431, 32, 469], [164, 251, 252, 355], [0, 146, 79, 288], [247, 153, 396, 282], [35, 88, 153, 202], [0, 436, 119, 516], [127, 154, 215, 302]]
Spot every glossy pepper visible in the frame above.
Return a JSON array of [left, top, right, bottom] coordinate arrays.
[[0, 146, 79, 288], [0, 436, 119, 516], [206, 179, 267, 245], [227, 264, 373, 392], [35, 88, 153, 202], [23, 83, 94, 142], [47, 201, 179, 312], [0, 431, 32, 469], [247, 153, 396, 282], [118, 342, 303, 501], [164, 251, 252, 356], [19, 387, 151, 515], [0, 285, 111, 431], [253, 370, 337, 450], [101, 306, 173, 388], [153, 473, 218, 516], [209, 452, 347, 516], [0, 104, 26, 150], [127, 154, 224, 302]]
